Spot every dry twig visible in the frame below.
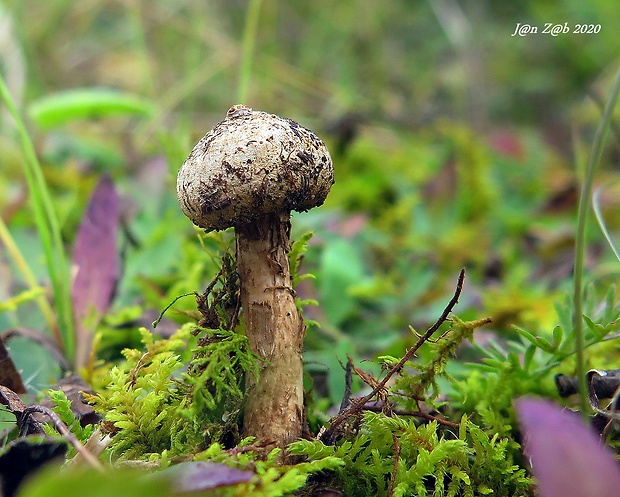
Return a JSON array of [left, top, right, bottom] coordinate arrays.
[[21, 405, 103, 471], [387, 433, 401, 497], [318, 269, 466, 444]]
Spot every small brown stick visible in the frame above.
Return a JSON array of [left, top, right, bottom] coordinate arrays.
[[21, 405, 103, 471], [364, 268, 465, 401], [362, 404, 460, 429], [227, 438, 277, 456], [318, 269, 466, 443], [337, 356, 354, 414], [387, 433, 401, 497]]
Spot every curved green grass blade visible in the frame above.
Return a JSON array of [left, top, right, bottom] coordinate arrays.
[[593, 185, 620, 263], [29, 88, 155, 129], [0, 75, 75, 361], [572, 67, 620, 417]]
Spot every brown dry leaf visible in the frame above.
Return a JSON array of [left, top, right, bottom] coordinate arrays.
[[0, 385, 44, 435], [0, 338, 27, 394]]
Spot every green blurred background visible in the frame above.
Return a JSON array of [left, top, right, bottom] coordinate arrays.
[[1, 0, 619, 403]]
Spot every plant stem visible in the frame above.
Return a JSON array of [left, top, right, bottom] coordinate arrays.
[[573, 67, 620, 417], [0, 74, 75, 361], [237, 0, 262, 103]]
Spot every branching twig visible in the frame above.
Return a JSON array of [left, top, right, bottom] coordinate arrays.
[[21, 405, 103, 471], [318, 269, 466, 443], [362, 404, 460, 429]]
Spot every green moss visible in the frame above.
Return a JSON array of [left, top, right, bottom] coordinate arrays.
[[290, 414, 530, 497]]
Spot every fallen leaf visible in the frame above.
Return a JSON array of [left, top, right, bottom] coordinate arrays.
[[71, 174, 120, 369], [487, 129, 524, 160], [0, 338, 27, 394], [0, 385, 44, 435], [159, 461, 254, 492], [516, 397, 620, 497]]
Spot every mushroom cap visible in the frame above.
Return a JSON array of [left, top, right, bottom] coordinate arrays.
[[177, 105, 334, 231]]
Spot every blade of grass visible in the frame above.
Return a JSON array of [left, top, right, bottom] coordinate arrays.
[[0, 216, 58, 335], [573, 67, 620, 417], [592, 185, 620, 263], [236, 0, 262, 103], [0, 74, 75, 362]]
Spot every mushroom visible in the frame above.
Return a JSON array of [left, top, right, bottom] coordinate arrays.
[[177, 104, 334, 450]]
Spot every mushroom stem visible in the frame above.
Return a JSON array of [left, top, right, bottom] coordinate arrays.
[[235, 211, 304, 449]]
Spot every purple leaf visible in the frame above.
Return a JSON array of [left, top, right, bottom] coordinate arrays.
[[516, 397, 620, 497], [71, 174, 120, 368], [161, 461, 254, 492]]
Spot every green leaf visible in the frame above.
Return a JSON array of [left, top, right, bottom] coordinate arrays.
[[522, 344, 536, 373], [532, 336, 555, 353], [514, 326, 555, 353], [377, 355, 400, 366], [513, 326, 537, 345], [290, 231, 314, 287], [20, 467, 173, 497], [29, 88, 155, 129], [465, 362, 501, 373], [583, 315, 597, 332], [552, 325, 563, 349], [319, 238, 366, 326], [481, 358, 505, 369], [451, 469, 470, 484]]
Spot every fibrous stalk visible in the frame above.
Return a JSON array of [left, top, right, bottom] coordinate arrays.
[[235, 211, 304, 451]]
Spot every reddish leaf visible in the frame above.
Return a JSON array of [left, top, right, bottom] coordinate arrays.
[[71, 174, 120, 368], [325, 213, 368, 238], [488, 130, 524, 159], [160, 461, 254, 492], [516, 397, 620, 497]]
